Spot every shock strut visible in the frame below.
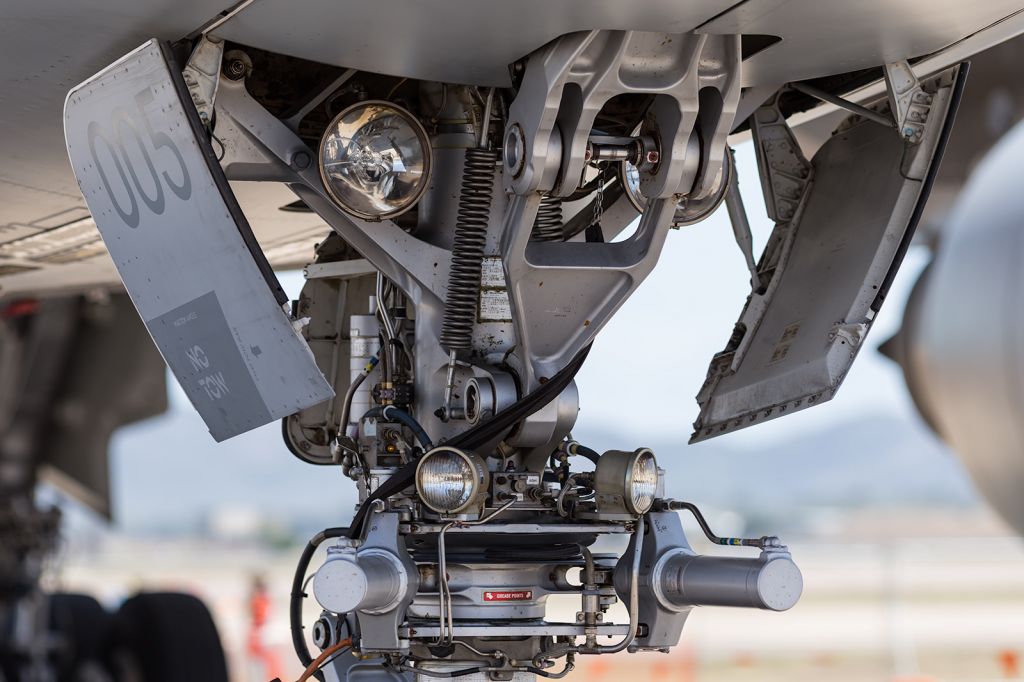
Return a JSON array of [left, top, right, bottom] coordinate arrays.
[[438, 146, 499, 420]]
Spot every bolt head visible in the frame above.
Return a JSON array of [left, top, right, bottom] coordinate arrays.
[[292, 150, 312, 170]]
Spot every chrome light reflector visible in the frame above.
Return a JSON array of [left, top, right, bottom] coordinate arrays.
[[318, 101, 431, 220], [629, 449, 659, 514], [415, 447, 488, 514]]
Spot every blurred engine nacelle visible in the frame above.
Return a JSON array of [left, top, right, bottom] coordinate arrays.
[[885, 121, 1024, 534]]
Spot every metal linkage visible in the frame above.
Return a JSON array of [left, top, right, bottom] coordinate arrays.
[[499, 32, 743, 387], [182, 35, 225, 130], [723, 147, 763, 293], [789, 81, 893, 128]]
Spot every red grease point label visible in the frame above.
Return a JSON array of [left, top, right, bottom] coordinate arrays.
[[483, 590, 533, 602]]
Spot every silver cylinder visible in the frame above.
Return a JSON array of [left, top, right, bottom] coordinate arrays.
[[349, 306, 381, 433], [654, 550, 802, 612], [314, 547, 407, 615]]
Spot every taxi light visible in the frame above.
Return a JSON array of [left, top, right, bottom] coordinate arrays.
[[415, 447, 489, 514], [318, 101, 431, 220], [595, 448, 660, 516]]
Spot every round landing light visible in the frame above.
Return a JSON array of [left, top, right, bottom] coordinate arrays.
[[415, 447, 489, 514], [318, 100, 432, 220], [595, 448, 660, 516], [628, 449, 659, 515], [620, 146, 733, 227]]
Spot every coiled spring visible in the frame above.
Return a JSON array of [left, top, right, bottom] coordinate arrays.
[[439, 147, 499, 352], [531, 194, 564, 241]]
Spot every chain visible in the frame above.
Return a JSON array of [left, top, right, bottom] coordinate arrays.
[[590, 164, 605, 228]]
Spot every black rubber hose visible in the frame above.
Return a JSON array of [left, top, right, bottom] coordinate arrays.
[[568, 443, 601, 464], [345, 344, 593, 539], [362, 405, 434, 450], [291, 526, 349, 681]]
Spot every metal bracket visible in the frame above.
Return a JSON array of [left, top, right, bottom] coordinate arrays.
[[501, 33, 742, 385], [505, 31, 740, 201], [884, 60, 933, 144], [182, 35, 225, 130], [750, 92, 812, 225]]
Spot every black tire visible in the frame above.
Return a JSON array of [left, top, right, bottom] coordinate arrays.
[[105, 592, 228, 682], [47, 593, 112, 681]]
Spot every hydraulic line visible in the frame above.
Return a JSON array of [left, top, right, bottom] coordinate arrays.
[[290, 527, 349, 681], [566, 441, 601, 464], [296, 638, 351, 682], [339, 354, 379, 439], [593, 514, 644, 654], [531, 194, 564, 241], [362, 405, 434, 450], [658, 499, 773, 548]]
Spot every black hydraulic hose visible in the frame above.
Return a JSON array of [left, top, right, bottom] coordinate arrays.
[[345, 344, 593, 539], [566, 442, 601, 464], [291, 526, 349, 681], [362, 405, 433, 450]]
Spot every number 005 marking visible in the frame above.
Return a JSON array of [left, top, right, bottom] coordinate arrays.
[[86, 88, 192, 229]]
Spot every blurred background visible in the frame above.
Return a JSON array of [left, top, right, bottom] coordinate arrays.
[[38, 141, 1024, 682]]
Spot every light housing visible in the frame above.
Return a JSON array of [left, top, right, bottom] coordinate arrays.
[[595, 448, 660, 516], [620, 148, 732, 227], [415, 446, 489, 515], [318, 100, 432, 220]]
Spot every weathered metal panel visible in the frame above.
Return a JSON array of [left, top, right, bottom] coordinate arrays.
[[64, 40, 332, 441]]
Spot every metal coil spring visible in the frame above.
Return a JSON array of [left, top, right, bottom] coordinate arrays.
[[439, 147, 499, 352], [531, 194, 564, 241]]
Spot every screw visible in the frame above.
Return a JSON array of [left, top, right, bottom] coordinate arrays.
[[645, 150, 660, 165]]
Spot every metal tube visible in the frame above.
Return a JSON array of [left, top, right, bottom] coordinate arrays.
[[480, 88, 495, 148], [661, 499, 766, 548], [594, 515, 644, 654], [434, 499, 517, 644], [789, 81, 894, 128]]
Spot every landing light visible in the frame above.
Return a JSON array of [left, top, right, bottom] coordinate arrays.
[[595, 448, 659, 515], [318, 101, 432, 220], [415, 447, 489, 515]]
